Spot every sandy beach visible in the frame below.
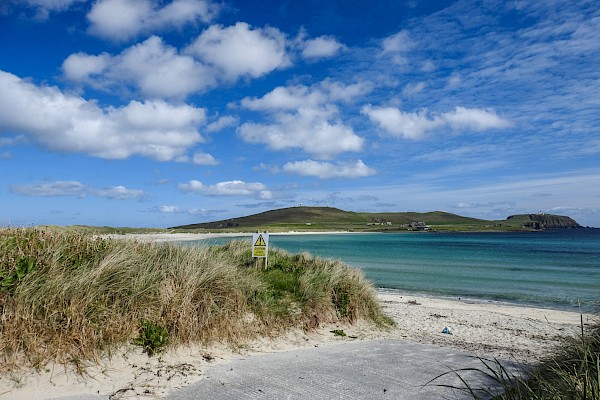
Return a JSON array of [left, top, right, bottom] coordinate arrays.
[[100, 231, 361, 242], [1, 232, 595, 399]]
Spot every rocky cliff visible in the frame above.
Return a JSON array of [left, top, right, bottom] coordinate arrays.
[[506, 213, 581, 230]]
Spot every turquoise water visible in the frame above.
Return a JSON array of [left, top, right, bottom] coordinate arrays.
[[183, 230, 600, 312]]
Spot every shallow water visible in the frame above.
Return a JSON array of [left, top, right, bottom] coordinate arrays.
[[182, 230, 600, 312]]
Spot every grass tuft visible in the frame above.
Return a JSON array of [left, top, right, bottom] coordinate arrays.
[[0, 229, 391, 372], [428, 315, 600, 399]]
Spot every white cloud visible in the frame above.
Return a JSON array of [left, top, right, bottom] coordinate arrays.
[[362, 105, 512, 140], [191, 152, 218, 165], [16, 0, 85, 18], [63, 36, 216, 98], [65, 23, 294, 98], [361, 106, 440, 139], [179, 179, 268, 197], [0, 70, 206, 161], [238, 81, 369, 159], [443, 107, 513, 132], [174, 151, 218, 165], [206, 115, 237, 132], [380, 30, 415, 65], [320, 80, 373, 103], [185, 22, 290, 81], [283, 159, 376, 179], [11, 181, 87, 197], [11, 180, 146, 199], [93, 185, 146, 200], [302, 36, 344, 59], [158, 205, 179, 213], [241, 85, 325, 111], [87, 0, 219, 41], [381, 30, 414, 54], [155, 205, 212, 215], [421, 60, 436, 72], [447, 73, 462, 88], [62, 52, 111, 81], [402, 81, 426, 97], [238, 109, 363, 160], [187, 208, 208, 215], [241, 81, 370, 111]]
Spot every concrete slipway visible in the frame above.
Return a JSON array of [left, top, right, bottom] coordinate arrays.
[[164, 339, 517, 400]]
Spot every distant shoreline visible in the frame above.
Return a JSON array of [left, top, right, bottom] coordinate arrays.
[[101, 231, 371, 242]]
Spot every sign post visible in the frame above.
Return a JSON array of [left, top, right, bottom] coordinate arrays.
[[252, 232, 269, 270]]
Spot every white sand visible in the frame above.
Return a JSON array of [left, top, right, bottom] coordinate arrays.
[[2, 232, 594, 399], [100, 231, 362, 242], [376, 291, 593, 361]]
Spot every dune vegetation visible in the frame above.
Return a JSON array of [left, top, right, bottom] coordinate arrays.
[[490, 320, 599, 399], [435, 314, 600, 399], [0, 228, 391, 372]]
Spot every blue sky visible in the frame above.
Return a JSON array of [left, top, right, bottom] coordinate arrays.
[[1, 0, 599, 228]]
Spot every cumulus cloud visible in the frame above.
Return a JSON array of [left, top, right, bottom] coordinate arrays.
[[362, 105, 512, 140], [62, 52, 111, 81], [241, 85, 324, 111], [443, 107, 513, 132], [87, 0, 219, 41], [301, 36, 344, 59], [0, 70, 206, 161], [185, 22, 290, 81], [238, 81, 369, 159], [63, 36, 216, 98], [238, 109, 363, 160], [191, 152, 218, 165], [64, 21, 297, 98], [11, 180, 146, 199], [241, 81, 369, 111], [283, 159, 376, 179], [206, 115, 237, 132], [179, 179, 269, 198], [157, 205, 179, 213]]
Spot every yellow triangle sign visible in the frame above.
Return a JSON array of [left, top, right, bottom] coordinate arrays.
[[254, 234, 266, 247]]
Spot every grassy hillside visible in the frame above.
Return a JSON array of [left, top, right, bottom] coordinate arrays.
[[170, 206, 494, 232], [171, 206, 562, 232]]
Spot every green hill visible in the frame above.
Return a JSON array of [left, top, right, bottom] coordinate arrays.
[[170, 206, 582, 232], [170, 206, 502, 232]]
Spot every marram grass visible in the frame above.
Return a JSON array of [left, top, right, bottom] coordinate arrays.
[[429, 314, 599, 399], [0, 228, 391, 371]]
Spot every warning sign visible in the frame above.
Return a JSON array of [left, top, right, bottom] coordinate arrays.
[[252, 233, 269, 258], [254, 234, 266, 247]]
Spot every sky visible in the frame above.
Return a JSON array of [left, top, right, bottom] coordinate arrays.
[[1, 0, 599, 228]]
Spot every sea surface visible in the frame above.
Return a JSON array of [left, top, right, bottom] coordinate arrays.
[[181, 230, 600, 312]]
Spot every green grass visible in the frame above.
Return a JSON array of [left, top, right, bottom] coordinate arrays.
[[0, 228, 391, 372]]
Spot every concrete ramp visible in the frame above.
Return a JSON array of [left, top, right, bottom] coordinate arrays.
[[167, 339, 519, 400]]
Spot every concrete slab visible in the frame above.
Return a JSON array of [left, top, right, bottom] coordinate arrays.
[[166, 339, 518, 400]]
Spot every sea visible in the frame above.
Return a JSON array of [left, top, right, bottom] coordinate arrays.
[[180, 229, 600, 313]]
